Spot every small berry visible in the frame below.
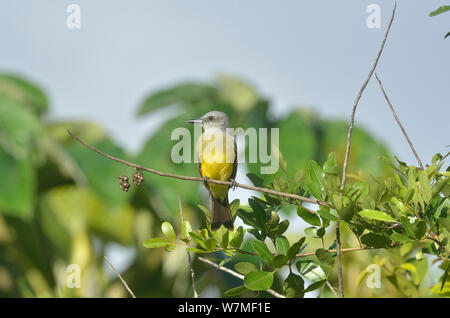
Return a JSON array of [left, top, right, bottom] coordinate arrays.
[[133, 170, 144, 186]]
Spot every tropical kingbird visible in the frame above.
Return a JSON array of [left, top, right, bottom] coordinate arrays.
[[188, 111, 236, 231]]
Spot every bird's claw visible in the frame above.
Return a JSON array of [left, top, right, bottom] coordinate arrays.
[[230, 179, 237, 191], [203, 176, 209, 187]]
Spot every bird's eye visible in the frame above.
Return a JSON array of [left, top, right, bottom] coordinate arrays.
[[208, 116, 214, 121]]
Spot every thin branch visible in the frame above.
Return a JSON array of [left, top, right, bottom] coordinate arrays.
[[295, 246, 382, 258], [374, 73, 424, 169], [341, 2, 397, 187], [104, 255, 136, 298], [179, 197, 198, 298], [198, 257, 285, 298], [326, 281, 339, 298], [67, 130, 331, 209], [337, 3, 397, 298]]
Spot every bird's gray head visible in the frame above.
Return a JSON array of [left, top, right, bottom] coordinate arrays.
[[188, 111, 230, 130]]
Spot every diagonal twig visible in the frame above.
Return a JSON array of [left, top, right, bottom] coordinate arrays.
[[67, 129, 331, 209], [374, 72, 424, 169], [104, 255, 136, 298], [198, 257, 285, 298], [337, 2, 397, 299], [326, 281, 339, 298], [179, 197, 199, 298]]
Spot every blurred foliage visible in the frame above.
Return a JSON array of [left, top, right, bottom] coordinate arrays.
[[0, 72, 447, 298]]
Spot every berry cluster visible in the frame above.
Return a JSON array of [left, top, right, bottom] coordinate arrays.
[[118, 175, 130, 192], [133, 170, 144, 186], [119, 170, 144, 192]]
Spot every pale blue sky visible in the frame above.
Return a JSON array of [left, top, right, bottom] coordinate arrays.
[[0, 1, 448, 166]]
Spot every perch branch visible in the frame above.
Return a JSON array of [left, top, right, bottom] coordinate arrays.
[[104, 255, 136, 298], [374, 73, 424, 169], [198, 257, 285, 298], [67, 130, 331, 209], [337, 2, 397, 298]]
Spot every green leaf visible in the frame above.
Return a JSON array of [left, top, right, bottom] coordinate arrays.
[[304, 227, 319, 238], [271, 219, 289, 237], [275, 236, 290, 255], [164, 243, 176, 252], [293, 169, 306, 187], [283, 273, 305, 298], [271, 254, 289, 268], [181, 220, 192, 240], [230, 226, 244, 248], [434, 198, 449, 219], [297, 207, 322, 226], [438, 218, 450, 232], [237, 208, 261, 230], [161, 222, 176, 242], [189, 231, 206, 249], [323, 152, 338, 175], [400, 242, 413, 257], [400, 216, 415, 238], [185, 247, 210, 253], [251, 240, 274, 263], [296, 260, 326, 281], [390, 233, 411, 243], [306, 160, 325, 200], [0, 74, 48, 114], [429, 6, 450, 17], [143, 237, 171, 248], [229, 199, 240, 219], [317, 227, 326, 238], [358, 209, 396, 223], [234, 262, 257, 275], [390, 197, 408, 214], [418, 171, 432, 204], [338, 205, 355, 222], [244, 270, 274, 291], [0, 148, 35, 219], [316, 206, 339, 222], [360, 233, 391, 248], [315, 248, 334, 265], [197, 204, 211, 221], [247, 173, 264, 187], [204, 238, 217, 251], [224, 285, 247, 297], [287, 237, 306, 259], [305, 280, 326, 293], [414, 220, 426, 239], [0, 94, 43, 159]]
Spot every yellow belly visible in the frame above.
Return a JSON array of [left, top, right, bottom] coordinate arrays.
[[197, 131, 235, 199]]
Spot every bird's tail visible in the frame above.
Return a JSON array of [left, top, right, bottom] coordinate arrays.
[[211, 196, 234, 231]]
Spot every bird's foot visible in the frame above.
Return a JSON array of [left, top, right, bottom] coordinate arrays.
[[230, 179, 237, 191], [203, 176, 209, 187]]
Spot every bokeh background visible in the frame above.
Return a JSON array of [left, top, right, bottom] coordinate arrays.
[[0, 1, 448, 297]]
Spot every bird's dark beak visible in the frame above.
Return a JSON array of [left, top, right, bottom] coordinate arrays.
[[187, 118, 202, 124]]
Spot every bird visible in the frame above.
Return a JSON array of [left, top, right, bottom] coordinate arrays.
[[188, 111, 237, 231]]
